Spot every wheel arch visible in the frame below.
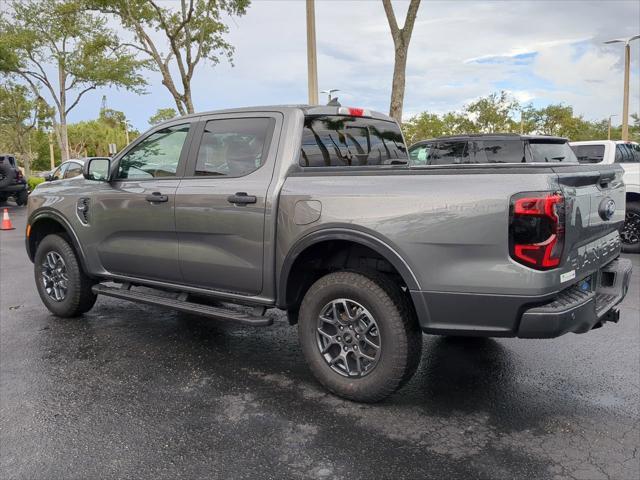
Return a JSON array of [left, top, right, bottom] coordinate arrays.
[[27, 211, 89, 273], [277, 229, 420, 310]]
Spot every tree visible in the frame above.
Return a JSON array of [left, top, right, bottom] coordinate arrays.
[[0, 82, 51, 176], [90, 0, 250, 115], [67, 112, 139, 158], [149, 108, 178, 126], [465, 91, 520, 133], [382, 0, 421, 123], [0, 0, 148, 161]]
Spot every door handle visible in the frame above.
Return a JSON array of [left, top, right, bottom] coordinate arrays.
[[227, 192, 257, 205], [145, 192, 169, 203]]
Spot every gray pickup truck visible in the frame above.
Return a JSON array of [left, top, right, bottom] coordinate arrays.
[[26, 105, 632, 402]]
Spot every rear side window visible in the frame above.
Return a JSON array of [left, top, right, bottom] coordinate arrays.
[[571, 144, 605, 163], [429, 141, 468, 165], [300, 116, 407, 167], [194, 118, 275, 177], [630, 143, 640, 162], [480, 139, 525, 163]]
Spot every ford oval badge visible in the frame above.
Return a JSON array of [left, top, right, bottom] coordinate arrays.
[[598, 197, 616, 221]]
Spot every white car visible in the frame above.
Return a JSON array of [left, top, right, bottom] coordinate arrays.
[[570, 140, 640, 252]]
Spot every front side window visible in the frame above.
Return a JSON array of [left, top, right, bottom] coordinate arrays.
[[64, 162, 83, 178], [116, 124, 190, 180], [194, 118, 274, 177], [571, 144, 605, 163], [409, 144, 431, 166], [300, 116, 407, 167]]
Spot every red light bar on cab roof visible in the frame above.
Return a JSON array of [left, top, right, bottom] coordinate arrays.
[[338, 107, 371, 117]]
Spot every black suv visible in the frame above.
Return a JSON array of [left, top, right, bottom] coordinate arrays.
[[408, 134, 578, 166], [0, 154, 28, 206]]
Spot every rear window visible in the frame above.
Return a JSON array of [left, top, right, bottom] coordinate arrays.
[[571, 144, 605, 163], [300, 116, 407, 167], [0, 155, 16, 167], [615, 143, 639, 163], [528, 140, 577, 163]]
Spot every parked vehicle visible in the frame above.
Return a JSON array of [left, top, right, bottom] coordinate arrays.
[[570, 140, 640, 253], [44, 159, 87, 182], [26, 107, 632, 402], [409, 134, 581, 165], [0, 153, 28, 206]]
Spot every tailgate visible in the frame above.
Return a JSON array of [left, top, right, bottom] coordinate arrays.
[[553, 164, 625, 280]]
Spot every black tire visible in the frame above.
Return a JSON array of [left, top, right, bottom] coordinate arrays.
[[621, 200, 640, 254], [298, 270, 422, 402], [14, 189, 28, 206], [34, 234, 97, 317]]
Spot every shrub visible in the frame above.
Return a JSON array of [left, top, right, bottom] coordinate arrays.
[[28, 176, 45, 191]]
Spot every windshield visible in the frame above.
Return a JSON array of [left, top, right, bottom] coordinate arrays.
[[528, 141, 578, 163]]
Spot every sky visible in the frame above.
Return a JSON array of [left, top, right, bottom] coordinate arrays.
[[66, 0, 640, 131]]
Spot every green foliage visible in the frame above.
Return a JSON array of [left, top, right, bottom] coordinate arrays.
[[28, 176, 45, 190], [149, 108, 178, 126], [67, 110, 139, 157], [0, 0, 148, 161], [0, 81, 48, 174], [402, 91, 640, 144], [465, 91, 520, 133], [87, 0, 249, 114]]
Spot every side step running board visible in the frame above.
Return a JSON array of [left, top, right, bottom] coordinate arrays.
[[92, 284, 273, 326]]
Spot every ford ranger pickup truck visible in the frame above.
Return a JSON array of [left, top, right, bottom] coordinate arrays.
[[26, 106, 632, 402]]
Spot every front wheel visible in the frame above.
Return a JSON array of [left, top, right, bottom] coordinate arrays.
[[621, 200, 640, 254], [298, 271, 422, 402], [34, 234, 97, 317]]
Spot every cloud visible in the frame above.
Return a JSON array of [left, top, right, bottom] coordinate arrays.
[[63, 0, 640, 130]]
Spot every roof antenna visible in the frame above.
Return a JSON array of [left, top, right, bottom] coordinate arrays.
[[327, 97, 341, 107]]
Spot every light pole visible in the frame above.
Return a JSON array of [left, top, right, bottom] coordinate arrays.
[[604, 34, 640, 141], [608, 114, 617, 140], [306, 0, 319, 105]]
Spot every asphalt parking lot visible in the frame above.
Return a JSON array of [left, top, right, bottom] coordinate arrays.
[[1, 203, 639, 480]]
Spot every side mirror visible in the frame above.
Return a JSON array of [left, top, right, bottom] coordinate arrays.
[[83, 157, 111, 181], [45, 173, 54, 181]]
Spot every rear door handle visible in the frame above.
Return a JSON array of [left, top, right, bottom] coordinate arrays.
[[227, 192, 257, 205], [145, 192, 168, 203]]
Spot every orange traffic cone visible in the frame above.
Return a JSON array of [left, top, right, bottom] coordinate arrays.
[[1, 208, 15, 231]]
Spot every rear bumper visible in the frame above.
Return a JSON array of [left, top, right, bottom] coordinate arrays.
[[411, 257, 632, 338], [517, 257, 632, 338]]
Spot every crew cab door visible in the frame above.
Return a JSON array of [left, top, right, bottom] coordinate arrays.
[[89, 122, 194, 282], [174, 113, 281, 295]]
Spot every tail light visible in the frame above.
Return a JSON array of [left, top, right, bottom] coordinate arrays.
[[15, 170, 24, 181], [509, 192, 565, 269], [338, 107, 371, 117]]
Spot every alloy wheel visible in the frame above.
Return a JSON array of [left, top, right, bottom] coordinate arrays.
[[315, 298, 381, 377]]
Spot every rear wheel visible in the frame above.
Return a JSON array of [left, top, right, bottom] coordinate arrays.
[[14, 189, 28, 206], [621, 201, 640, 254], [34, 234, 97, 317], [298, 271, 422, 402]]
